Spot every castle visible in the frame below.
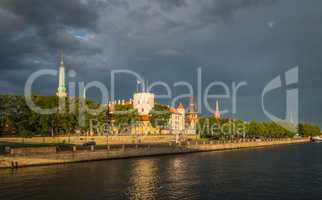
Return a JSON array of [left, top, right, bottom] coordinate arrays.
[[106, 92, 199, 135], [55, 53, 210, 135]]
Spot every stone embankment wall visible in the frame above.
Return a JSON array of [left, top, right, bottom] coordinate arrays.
[[0, 138, 309, 169], [0, 135, 199, 145], [10, 146, 57, 156], [0, 146, 195, 169], [188, 138, 308, 151]]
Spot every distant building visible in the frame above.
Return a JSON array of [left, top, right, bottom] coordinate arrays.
[[56, 52, 67, 98], [214, 100, 221, 120], [133, 92, 155, 116], [106, 94, 199, 135], [106, 92, 156, 135], [186, 97, 199, 133], [169, 103, 185, 132], [132, 92, 156, 134]]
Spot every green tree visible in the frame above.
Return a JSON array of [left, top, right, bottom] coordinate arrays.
[[298, 123, 321, 137], [149, 104, 170, 134], [112, 104, 139, 134], [0, 95, 106, 136]]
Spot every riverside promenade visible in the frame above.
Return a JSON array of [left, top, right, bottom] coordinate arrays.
[[0, 138, 309, 169]]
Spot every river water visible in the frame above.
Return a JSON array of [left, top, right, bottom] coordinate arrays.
[[1, 143, 322, 200]]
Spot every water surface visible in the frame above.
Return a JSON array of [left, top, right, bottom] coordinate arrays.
[[1, 143, 322, 200]]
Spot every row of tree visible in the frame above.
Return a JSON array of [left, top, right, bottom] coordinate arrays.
[[197, 117, 321, 139], [0, 95, 105, 136], [298, 123, 321, 137], [0, 95, 171, 136], [1, 95, 321, 138]]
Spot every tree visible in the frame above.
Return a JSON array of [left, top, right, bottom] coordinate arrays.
[[298, 123, 321, 137], [197, 117, 299, 140], [0, 95, 106, 136], [246, 121, 261, 138], [149, 104, 170, 134], [112, 104, 139, 134]]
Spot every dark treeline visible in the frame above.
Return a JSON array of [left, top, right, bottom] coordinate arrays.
[[0, 95, 105, 136], [197, 117, 321, 139], [0, 95, 321, 138]]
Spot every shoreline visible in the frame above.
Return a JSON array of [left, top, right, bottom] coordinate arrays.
[[0, 138, 309, 169]]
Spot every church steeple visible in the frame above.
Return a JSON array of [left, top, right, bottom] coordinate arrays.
[[60, 51, 64, 66], [188, 97, 197, 113], [186, 96, 199, 131], [214, 100, 221, 120], [56, 51, 67, 98]]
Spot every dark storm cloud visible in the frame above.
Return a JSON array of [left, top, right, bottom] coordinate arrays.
[[1, 0, 322, 126], [198, 0, 276, 22], [0, 0, 101, 59], [156, 0, 187, 11], [0, 0, 277, 66], [0, 0, 104, 96], [1, 0, 98, 30], [152, 0, 277, 30], [98, 0, 277, 42]]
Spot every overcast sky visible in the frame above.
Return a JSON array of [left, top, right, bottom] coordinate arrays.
[[0, 0, 321, 126]]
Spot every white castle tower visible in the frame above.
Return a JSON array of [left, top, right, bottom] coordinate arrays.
[[56, 52, 67, 98]]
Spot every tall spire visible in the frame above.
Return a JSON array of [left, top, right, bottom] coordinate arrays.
[[214, 100, 221, 120], [188, 96, 196, 113], [56, 51, 67, 98], [83, 87, 86, 99], [186, 96, 199, 132], [177, 102, 184, 110], [60, 51, 64, 67], [216, 100, 219, 112]]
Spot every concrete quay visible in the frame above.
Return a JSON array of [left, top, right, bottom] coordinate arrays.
[[0, 135, 199, 145], [0, 138, 309, 169]]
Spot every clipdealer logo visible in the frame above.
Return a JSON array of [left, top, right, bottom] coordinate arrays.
[[261, 66, 299, 132]]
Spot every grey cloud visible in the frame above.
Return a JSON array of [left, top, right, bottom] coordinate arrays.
[[199, 0, 276, 20], [0, 0, 104, 74], [156, 49, 184, 56], [156, 0, 187, 11], [98, 0, 277, 45], [1, 0, 322, 127], [0, 0, 99, 31]]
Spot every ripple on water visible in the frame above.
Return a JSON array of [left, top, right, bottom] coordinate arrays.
[[1, 143, 322, 200]]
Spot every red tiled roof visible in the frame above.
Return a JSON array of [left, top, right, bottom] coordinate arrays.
[[169, 108, 178, 114]]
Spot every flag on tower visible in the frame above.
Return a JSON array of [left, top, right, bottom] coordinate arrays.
[[137, 79, 143, 85], [136, 79, 143, 92]]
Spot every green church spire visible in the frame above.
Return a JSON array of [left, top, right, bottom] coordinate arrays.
[[56, 51, 67, 98]]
